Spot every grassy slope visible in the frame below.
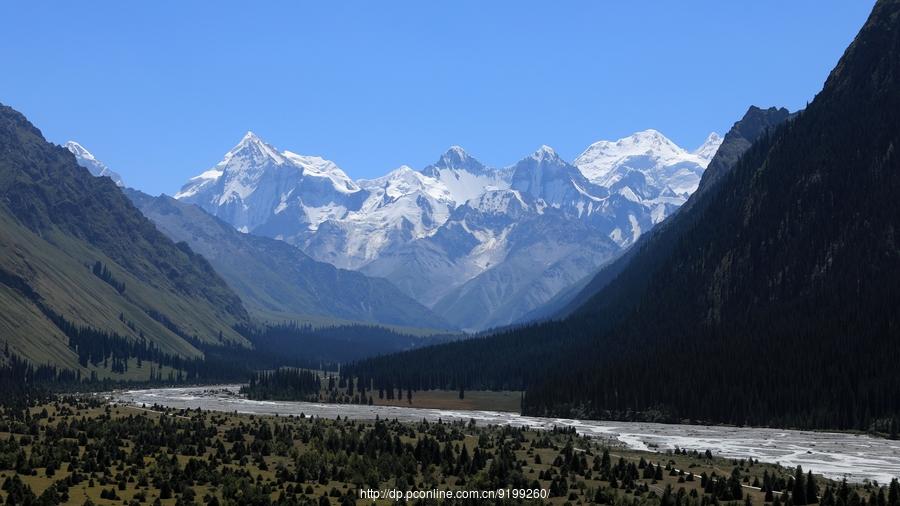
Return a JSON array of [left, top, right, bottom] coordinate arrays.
[[0, 103, 250, 371]]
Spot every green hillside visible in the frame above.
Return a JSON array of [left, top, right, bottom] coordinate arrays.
[[0, 104, 250, 377]]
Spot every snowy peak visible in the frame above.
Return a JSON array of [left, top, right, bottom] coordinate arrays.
[[576, 129, 722, 178], [508, 145, 570, 180], [630, 128, 679, 146], [362, 165, 454, 204], [64, 140, 93, 161], [530, 144, 561, 163], [170, 126, 721, 303], [615, 129, 681, 153], [418, 147, 511, 206], [176, 132, 366, 235], [282, 150, 359, 194], [575, 129, 686, 180], [177, 131, 288, 203], [510, 145, 597, 205], [65, 141, 125, 186], [693, 132, 723, 161], [443, 145, 469, 162], [438, 146, 484, 171], [422, 145, 490, 177], [221, 130, 286, 171], [178, 131, 360, 199], [573, 129, 722, 205]]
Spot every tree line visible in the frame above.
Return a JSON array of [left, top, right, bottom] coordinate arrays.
[[242, 368, 322, 401]]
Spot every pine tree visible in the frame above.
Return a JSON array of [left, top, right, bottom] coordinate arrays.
[[729, 467, 744, 500], [793, 466, 807, 506], [888, 479, 899, 506], [806, 471, 818, 504]]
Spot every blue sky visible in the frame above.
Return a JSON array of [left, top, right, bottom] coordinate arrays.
[[0, 1, 875, 195]]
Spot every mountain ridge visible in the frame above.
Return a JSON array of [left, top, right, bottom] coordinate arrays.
[[65, 141, 125, 187], [175, 129, 718, 330]]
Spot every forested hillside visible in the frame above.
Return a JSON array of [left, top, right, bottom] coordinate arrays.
[[344, 0, 900, 431]]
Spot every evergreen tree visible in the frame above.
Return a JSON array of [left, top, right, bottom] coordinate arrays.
[[806, 471, 818, 504], [793, 466, 807, 506]]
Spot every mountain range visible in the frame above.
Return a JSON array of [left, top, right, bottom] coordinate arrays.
[[172, 128, 720, 330]]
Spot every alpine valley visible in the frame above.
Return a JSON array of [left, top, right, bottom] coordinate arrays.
[[0, 0, 895, 445], [4, 2, 900, 505]]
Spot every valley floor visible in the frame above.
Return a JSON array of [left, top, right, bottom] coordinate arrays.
[[0, 397, 892, 506]]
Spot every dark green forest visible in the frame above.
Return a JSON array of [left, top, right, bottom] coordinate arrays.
[[242, 368, 322, 401]]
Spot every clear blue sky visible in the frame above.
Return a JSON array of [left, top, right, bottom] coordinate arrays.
[[0, 1, 875, 195]]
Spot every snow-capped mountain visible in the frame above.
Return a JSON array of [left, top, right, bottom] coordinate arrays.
[[360, 187, 530, 307], [574, 129, 722, 225], [294, 153, 505, 269], [509, 145, 609, 218], [176, 132, 365, 236], [65, 141, 125, 186], [694, 132, 723, 161], [178, 134, 502, 269], [363, 146, 641, 328], [296, 165, 459, 268], [421, 146, 512, 204], [175, 129, 720, 330]]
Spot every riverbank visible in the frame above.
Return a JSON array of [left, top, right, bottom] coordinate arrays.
[[110, 385, 900, 484]]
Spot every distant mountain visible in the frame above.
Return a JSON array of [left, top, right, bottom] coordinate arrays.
[[65, 141, 125, 186], [543, 106, 792, 322], [366, 141, 717, 330], [176, 131, 365, 238], [177, 133, 454, 269], [366, 147, 624, 330], [574, 129, 721, 224], [126, 189, 454, 330], [315, 163, 459, 268], [0, 104, 249, 375], [344, 0, 900, 431], [420, 145, 512, 204], [176, 130, 719, 330]]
